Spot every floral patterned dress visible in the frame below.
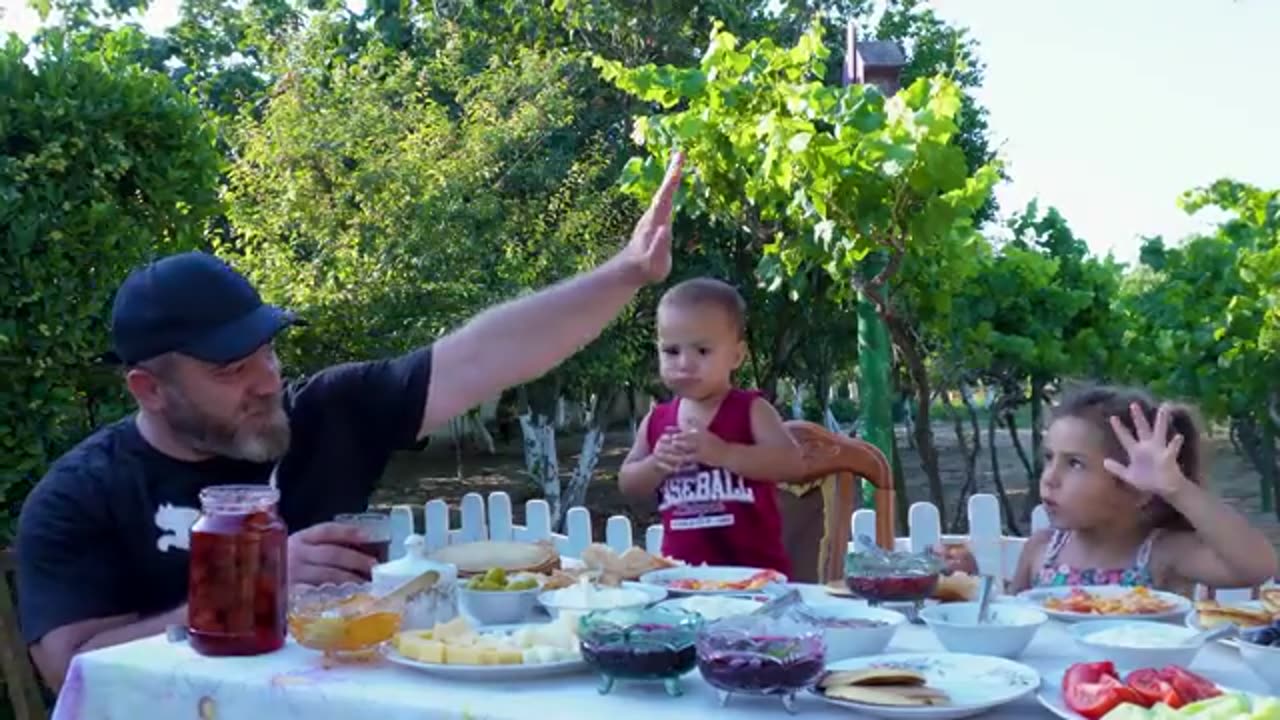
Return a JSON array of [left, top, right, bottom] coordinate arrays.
[[1034, 529, 1157, 587]]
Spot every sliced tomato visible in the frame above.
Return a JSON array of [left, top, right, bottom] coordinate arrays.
[[1065, 673, 1141, 719], [1064, 661, 1118, 688], [1158, 666, 1221, 703], [1124, 668, 1182, 709]]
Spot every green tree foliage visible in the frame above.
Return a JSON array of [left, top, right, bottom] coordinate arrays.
[[598, 20, 999, 509], [1115, 181, 1280, 514], [0, 29, 223, 536]]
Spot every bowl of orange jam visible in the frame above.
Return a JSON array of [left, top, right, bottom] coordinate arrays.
[[288, 582, 404, 663]]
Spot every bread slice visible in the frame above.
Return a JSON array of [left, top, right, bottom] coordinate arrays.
[[1194, 600, 1272, 628], [1260, 588, 1280, 616], [824, 684, 949, 706], [819, 668, 927, 688]]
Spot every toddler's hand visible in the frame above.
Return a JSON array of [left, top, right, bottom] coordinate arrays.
[[652, 431, 688, 474], [673, 426, 730, 468], [1104, 402, 1187, 497]]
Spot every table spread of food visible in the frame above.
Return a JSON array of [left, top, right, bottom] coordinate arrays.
[[55, 503, 1280, 720]]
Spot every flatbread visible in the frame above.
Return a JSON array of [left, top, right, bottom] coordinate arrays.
[[819, 668, 927, 688], [824, 684, 949, 706], [428, 541, 559, 576], [1261, 588, 1280, 615]]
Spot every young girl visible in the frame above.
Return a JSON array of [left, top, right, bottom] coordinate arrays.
[[618, 278, 806, 575], [1010, 385, 1277, 595]]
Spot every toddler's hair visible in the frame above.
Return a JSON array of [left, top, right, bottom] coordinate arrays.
[[658, 277, 747, 340], [1052, 385, 1204, 530]]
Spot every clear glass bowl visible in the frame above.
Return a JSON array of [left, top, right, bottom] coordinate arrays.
[[287, 582, 404, 664], [844, 549, 943, 605], [695, 614, 826, 714], [578, 606, 703, 697]]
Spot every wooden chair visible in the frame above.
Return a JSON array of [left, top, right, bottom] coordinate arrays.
[[778, 421, 894, 584], [0, 549, 47, 720]]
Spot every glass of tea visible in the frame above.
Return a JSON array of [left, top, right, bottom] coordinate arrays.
[[334, 512, 392, 563]]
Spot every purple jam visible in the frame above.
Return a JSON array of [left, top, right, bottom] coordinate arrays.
[[695, 635, 825, 693], [845, 573, 938, 602], [579, 622, 698, 679], [581, 641, 697, 678]]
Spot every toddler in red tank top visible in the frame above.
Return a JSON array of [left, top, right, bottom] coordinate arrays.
[[618, 278, 806, 575]]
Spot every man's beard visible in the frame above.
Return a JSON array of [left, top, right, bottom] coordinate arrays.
[[161, 388, 291, 463]]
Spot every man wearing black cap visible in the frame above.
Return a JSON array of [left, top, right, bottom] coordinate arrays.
[[17, 155, 685, 690]]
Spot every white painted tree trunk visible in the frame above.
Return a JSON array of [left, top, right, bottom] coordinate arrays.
[[564, 394, 605, 529], [466, 408, 496, 454], [519, 411, 561, 524], [791, 383, 805, 420]]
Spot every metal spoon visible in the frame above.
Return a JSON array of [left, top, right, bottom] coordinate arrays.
[[754, 588, 805, 618], [975, 574, 996, 624]]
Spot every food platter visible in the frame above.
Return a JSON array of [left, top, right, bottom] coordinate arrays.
[[637, 566, 787, 596], [811, 653, 1040, 719], [1015, 585, 1191, 623], [1036, 665, 1264, 720], [387, 617, 588, 680]]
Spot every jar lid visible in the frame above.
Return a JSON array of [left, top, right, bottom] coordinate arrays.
[[372, 535, 457, 583]]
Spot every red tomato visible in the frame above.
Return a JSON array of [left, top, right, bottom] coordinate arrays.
[[1125, 668, 1182, 709], [1158, 666, 1221, 703], [1065, 671, 1141, 719], [1064, 661, 1117, 688]]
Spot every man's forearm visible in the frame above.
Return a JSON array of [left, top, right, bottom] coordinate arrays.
[[423, 257, 644, 431], [80, 605, 187, 654]]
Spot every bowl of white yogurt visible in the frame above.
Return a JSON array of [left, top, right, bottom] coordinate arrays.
[[1071, 619, 1206, 670], [538, 578, 665, 618]]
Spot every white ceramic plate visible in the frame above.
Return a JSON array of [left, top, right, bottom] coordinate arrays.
[[1015, 585, 1191, 623], [1036, 670, 1252, 719], [386, 623, 588, 680], [385, 648, 588, 680], [1184, 601, 1270, 649], [637, 566, 786, 596], [812, 652, 1040, 719]]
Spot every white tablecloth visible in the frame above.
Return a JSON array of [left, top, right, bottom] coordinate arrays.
[[51, 592, 1272, 720]]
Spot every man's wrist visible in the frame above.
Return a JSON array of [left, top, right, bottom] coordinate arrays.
[[600, 253, 648, 290]]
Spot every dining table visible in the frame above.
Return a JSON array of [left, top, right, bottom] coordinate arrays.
[[50, 585, 1273, 720]]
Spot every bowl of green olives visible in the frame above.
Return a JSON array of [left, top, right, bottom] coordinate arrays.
[[457, 568, 543, 626]]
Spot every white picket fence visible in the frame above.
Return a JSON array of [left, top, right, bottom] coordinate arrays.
[[383, 491, 1266, 601], [383, 492, 1036, 581]]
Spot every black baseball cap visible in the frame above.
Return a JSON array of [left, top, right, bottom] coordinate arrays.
[[108, 251, 301, 366]]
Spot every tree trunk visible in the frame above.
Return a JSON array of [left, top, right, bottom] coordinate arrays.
[[887, 319, 945, 511], [519, 378, 564, 525], [988, 402, 1022, 535], [1005, 411, 1036, 486], [890, 428, 910, 534], [562, 389, 615, 526], [949, 385, 983, 532]]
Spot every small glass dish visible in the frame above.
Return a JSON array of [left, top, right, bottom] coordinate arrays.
[[578, 606, 703, 697], [287, 582, 404, 665], [695, 614, 826, 714], [844, 549, 943, 619]]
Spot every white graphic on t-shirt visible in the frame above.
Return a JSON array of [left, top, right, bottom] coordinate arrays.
[[659, 467, 755, 531], [155, 504, 200, 552]]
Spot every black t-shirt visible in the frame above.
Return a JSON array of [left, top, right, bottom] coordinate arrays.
[[16, 347, 432, 645]]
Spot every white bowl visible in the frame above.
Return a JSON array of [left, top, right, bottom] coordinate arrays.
[[1070, 619, 1205, 670], [797, 602, 905, 661], [537, 581, 664, 619], [1239, 639, 1280, 692], [656, 594, 765, 621], [919, 602, 1047, 659], [457, 586, 541, 625]]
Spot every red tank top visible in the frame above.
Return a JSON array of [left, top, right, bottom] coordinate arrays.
[[645, 388, 792, 576]]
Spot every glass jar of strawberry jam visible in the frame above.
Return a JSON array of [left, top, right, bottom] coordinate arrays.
[[187, 485, 288, 656]]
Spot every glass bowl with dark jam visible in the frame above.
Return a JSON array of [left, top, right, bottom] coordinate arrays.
[[578, 606, 703, 697], [695, 614, 826, 714], [844, 547, 943, 613]]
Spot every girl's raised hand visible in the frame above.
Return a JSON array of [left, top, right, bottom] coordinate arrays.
[[1103, 402, 1187, 497]]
